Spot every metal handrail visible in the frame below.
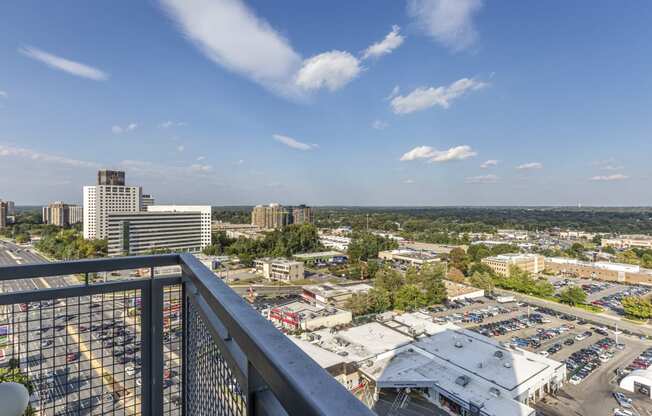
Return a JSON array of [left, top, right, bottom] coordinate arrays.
[[0, 254, 375, 416]]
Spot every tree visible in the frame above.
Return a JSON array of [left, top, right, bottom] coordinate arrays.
[[447, 248, 470, 275], [347, 232, 398, 262], [367, 288, 392, 313], [558, 286, 587, 306], [374, 266, 404, 293], [394, 285, 427, 311], [622, 296, 652, 320], [592, 235, 602, 245], [345, 293, 371, 316], [447, 267, 466, 283], [470, 272, 495, 292]]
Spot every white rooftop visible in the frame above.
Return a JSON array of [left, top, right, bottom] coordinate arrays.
[[289, 337, 345, 369], [546, 257, 641, 273]]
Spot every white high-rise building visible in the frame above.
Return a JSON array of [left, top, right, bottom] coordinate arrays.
[[146, 205, 212, 248], [83, 180, 141, 240]]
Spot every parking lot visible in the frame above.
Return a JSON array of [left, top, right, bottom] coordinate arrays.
[[419, 295, 652, 416]]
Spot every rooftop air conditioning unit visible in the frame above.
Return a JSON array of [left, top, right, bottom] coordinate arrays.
[[489, 387, 501, 398], [494, 350, 504, 359], [455, 375, 470, 387]]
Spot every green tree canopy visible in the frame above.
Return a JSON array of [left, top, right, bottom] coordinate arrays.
[[622, 296, 652, 320]]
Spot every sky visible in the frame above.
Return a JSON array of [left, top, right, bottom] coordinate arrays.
[[1, 1, 651, 206]]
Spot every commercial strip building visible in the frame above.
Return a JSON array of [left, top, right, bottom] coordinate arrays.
[[544, 257, 652, 284], [481, 254, 545, 277], [292, 251, 348, 265], [42, 202, 83, 226], [291, 313, 564, 416], [254, 258, 305, 281], [319, 234, 351, 251], [378, 249, 443, 267], [266, 300, 352, 331], [602, 234, 652, 249], [212, 222, 263, 239], [302, 282, 373, 307], [251, 203, 314, 229], [444, 280, 485, 301], [106, 205, 211, 256]]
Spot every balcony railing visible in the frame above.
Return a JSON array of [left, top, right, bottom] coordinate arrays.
[[0, 253, 374, 416]]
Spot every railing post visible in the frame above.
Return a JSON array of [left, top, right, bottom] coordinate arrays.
[[150, 278, 165, 416], [140, 278, 153, 416], [181, 280, 188, 416]]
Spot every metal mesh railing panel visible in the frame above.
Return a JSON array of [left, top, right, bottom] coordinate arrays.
[[2, 285, 142, 415], [185, 300, 246, 416], [162, 284, 183, 415]]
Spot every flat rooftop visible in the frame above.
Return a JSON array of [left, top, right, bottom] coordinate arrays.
[[293, 251, 347, 259], [272, 301, 345, 320], [303, 283, 373, 299], [444, 280, 484, 297]]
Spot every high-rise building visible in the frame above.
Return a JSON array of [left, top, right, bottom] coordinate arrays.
[[292, 205, 314, 225], [83, 171, 141, 240], [97, 169, 125, 186], [4, 201, 15, 216], [147, 205, 211, 248], [43, 202, 83, 226], [69, 205, 83, 225], [252, 203, 312, 229], [107, 207, 210, 256], [140, 194, 155, 211], [0, 201, 7, 229]]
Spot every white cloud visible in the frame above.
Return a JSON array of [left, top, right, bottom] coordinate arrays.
[[160, 0, 303, 97], [19, 46, 109, 81], [196, 156, 205, 161], [465, 174, 498, 184], [407, 0, 483, 51], [403, 179, 416, 184], [111, 123, 138, 134], [0, 91, 7, 98], [235, 159, 244, 165], [480, 159, 498, 168], [372, 120, 389, 130], [391, 78, 487, 114], [362, 25, 405, 60], [400, 145, 477, 163], [516, 162, 543, 170], [386, 85, 400, 101], [272, 134, 316, 151], [176, 145, 185, 152], [295, 51, 361, 92], [590, 174, 628, 182], [0, 144, 99, 168], [189, 163, 213, 173], [159, 120, 187, 128]]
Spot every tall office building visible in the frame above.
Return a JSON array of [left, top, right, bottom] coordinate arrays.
[[0, 201, 7, 229], [292, 205, 314, 225], [140, 194, 155, 211], [4, 201, 15, 216], [83, 170, 141, 240], [43, 202, 83, 226], [147, 205, 211, 248], [97, 170, 125, 186]]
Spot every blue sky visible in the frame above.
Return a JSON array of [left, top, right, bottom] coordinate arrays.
[[1, 1, 651, 206]]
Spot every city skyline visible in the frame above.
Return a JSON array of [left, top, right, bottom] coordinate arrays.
[[1, 1, 652, 206]]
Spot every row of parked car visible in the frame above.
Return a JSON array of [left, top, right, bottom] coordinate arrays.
[[593, 285, 651, 315], [622, 346, 652, 375], [566, 337, 617, 384]]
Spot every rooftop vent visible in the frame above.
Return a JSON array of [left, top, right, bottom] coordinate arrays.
[[494, 350, 504, 359], [455, 375, 470, 387], [454, 341, 464, 348], [503, 362, 512, 368], [489, 387, 501, 398]]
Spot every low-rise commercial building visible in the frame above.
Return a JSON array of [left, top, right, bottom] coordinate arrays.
[[602, 234, 652, 249], [267, 301, 352, 331], [379, 249, 443, 267], [299, 313, 563, 416], [254, 258, 304, 281], [544, 257, 652, 284], [213, 222, 264, 239], [319, 234, 351, 251], [293, 251, 347, 265], [302, 282, 373, 307], [444, 281, 485, 301], [482, 254, 545, 277]]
